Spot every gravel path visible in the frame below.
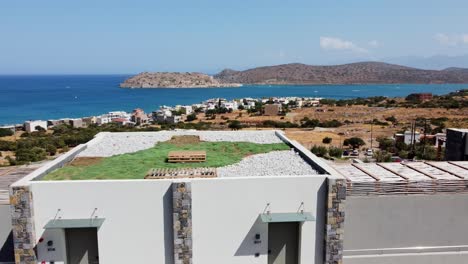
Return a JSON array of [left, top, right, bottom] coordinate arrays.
[[79, 130, 283, 157], [218, 150, 318, 177]]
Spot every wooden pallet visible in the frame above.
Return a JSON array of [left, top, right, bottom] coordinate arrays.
[[168, 151, 206, 163], [145, 167, 217, 179]]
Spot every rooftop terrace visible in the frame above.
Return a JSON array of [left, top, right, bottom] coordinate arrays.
[[40, 131, 322, 181]]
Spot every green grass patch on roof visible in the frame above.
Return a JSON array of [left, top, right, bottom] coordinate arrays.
[[43, 141, 289, 180]]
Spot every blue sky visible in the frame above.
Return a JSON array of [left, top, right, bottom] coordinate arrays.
[[1, 0, 468, 74]]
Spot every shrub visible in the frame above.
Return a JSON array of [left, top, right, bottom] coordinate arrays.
[[45, 144, 57, 156], [384, 116, 397, 123], [343, 137, 366, 148], [311, 145, 328, 157], [430, 117, 448, 127], [398, 150, 409, 159], [415, 144, 438, 160], [328, 147, 342, 158], [373, 150, 392, 162], [5, 156, 16, 166], [322, 137, 332, 144], [228, 120, 243, 130], [376, 136, 394, 152], [16, 147, 47, 163], [319, 99, 336, 105], [35, 126, 46, 132], [261, 120, 298, 128], [0, 128, 14, 137], [301, 118, 320, 128], [186, 113, 197, 122], [319, 119, 342, 128], [0, 140, 16, 151]]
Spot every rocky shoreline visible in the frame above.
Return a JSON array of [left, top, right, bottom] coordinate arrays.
[[120, 72, 242, 88]]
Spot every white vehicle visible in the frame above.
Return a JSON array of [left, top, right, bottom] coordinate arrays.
[[366, 149, 374, 156]]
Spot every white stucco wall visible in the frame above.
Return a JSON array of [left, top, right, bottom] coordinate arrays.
[[0, 205, 11, 247], [0, 204, 13, 262], [190, 176, 328, 264], [344, 194, 468, 264], [30, 180, 173, 264]]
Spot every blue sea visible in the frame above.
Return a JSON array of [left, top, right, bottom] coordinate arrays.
[[0, 75, 467, 125]]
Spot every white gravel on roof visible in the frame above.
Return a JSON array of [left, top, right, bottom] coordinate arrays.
[[78, 130, 283, 157], [218, 150, 318, 177]]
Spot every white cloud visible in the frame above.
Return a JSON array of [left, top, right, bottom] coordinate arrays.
[[463, 34, 468, 44], [435, 33, 458, 46], [435, 33, 468, 46], [320, 36, 368, 53], [368, 40, 380, 48]]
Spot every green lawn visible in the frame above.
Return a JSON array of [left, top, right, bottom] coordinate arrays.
[[43, 141, 289, 180]]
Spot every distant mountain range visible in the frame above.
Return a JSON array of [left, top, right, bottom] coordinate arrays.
[[122, 61, 468, 88], [383, 55, 468, 70], [214, 62, 468, 85]]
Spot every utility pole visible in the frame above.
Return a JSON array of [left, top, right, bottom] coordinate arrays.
[[370, 118, 374, 150], [422, 118, 427, 157], [371, 115, 374, 149]]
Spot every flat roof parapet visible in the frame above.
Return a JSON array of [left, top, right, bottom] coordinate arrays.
[[12, 130, 338, 183]]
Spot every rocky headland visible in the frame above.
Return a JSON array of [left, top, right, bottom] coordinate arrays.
[[120, 72, 241, 88]]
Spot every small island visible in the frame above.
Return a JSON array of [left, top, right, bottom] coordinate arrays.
[[120, 72, 241, 88]]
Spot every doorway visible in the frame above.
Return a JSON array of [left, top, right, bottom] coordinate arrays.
[[65, 228, 99, 264], [268, 222, 299, 264]]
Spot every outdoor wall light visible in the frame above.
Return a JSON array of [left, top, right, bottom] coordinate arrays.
[[254, 233, 261, 244]]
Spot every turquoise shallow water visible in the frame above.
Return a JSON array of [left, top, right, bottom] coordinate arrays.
[[0, 75, 466, 125]]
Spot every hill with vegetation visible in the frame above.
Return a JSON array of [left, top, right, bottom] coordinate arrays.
[[214, 62, 468, 84]]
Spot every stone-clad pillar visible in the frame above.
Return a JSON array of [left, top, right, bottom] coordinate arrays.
[[172, 182, 192, 264], [10, 186, 37, 264], [325, 178, 346, 264]]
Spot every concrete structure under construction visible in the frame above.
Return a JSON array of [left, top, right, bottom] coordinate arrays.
[[4, 130, 468, 264]]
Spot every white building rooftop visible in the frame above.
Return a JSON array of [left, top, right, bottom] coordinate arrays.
[[11, 130, 334, 183]]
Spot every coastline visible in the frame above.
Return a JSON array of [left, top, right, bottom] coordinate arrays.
[[0, 74, 466, 125], [120, 83, 243, 89]]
